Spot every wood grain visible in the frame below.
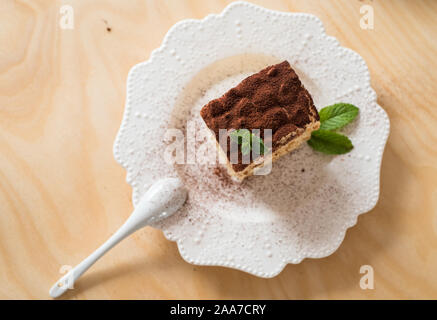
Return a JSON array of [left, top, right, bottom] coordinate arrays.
[[0, 0, 436, 299]]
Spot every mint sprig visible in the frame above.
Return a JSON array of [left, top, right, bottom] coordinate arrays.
[[308, 130, 353, 154], [308, 103, 359, 155], [229, 129, 266, 156], [319, 103, 359, 131]]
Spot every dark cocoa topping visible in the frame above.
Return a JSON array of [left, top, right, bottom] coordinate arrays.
[[200, 61, 319, 172]]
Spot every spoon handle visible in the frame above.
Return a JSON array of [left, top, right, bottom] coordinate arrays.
[[49, 177, 187, 298], [49, 218, 141, 298]]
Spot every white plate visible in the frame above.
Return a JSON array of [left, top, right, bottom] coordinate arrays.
[[113, 1, 390, 277]]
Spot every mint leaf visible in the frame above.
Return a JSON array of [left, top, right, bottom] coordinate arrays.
[[307, 130, 353, 154], [241, 142, 251, 155], [229, 129, 266, 156], [251, 134, 265, 155], [229, 129, 251, 145], [319, 103, 359, 131]]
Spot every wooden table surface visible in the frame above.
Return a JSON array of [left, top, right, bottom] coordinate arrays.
[[1, 0, 436, 300]]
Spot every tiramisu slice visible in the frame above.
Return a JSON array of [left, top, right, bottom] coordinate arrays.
[[200, 61, 320, 180]]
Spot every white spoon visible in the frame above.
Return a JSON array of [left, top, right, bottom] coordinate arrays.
[[49, 177, 187, 298]]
